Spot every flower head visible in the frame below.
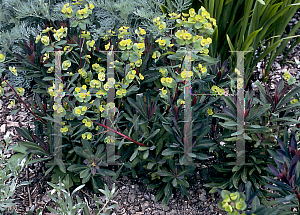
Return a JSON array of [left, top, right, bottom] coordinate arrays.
[[9, 66, 17, 76]]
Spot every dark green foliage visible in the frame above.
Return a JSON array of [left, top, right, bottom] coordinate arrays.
[[264, 131, 300, 214], [207, 79, 300, 205]]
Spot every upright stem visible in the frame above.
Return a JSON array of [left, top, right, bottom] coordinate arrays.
[[1, 77, 47, 125], [91, 120, 147, 147]]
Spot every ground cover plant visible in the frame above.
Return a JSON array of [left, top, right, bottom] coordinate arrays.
[[0, 0, 300, 214], [1, 0, 223, 209]]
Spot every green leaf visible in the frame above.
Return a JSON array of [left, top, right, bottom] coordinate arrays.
[[154, 188, 164, 202], [242, 27, 263, 51], [161, 148, 182, 156], [143, 73, 161, 83], [67, 73, 80, 88], [55, 158, 66, 173], [79, 22, 86, 30], [296, 162, 300, 185], [71, 20, 78, 27], [15, 127, 33, 142], [19, 141, 49, 156], [226, 34, 235, 52], [177, 166, 196, 177], [10, 108, 20, 115], [252, 196, 260, 211], [143, 129, 160, 143], [129, 148, 138, 162], [157, 170, 174, 177], [162, 183, 172, 207], [68, 164, 87, 173], [257, 0, 265, 5]]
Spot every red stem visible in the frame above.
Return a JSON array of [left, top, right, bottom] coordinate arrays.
[[1, 77, 47, 125], [91, 120, 148, 147]]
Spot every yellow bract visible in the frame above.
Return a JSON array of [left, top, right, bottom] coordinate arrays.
[[129, 74, 135, 80], [99, 105, 105, 112], [75, 109, 81, 115], [0, 53, 5, 63], [166, 77, 172, 83], [207, 109, 213, 115], [105, 42, 110, 50], [139, 73, 144, 80], [159, 87, 167, 95], [9, 66, 17, 76], [41, 36, 50, 46]]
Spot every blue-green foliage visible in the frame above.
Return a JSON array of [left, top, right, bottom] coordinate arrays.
[[0, 0, 191, 88]]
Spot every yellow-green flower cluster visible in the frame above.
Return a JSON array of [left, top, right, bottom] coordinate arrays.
[[98, 105, 105, 112], [283, 70, 296, 85], [161, 76, 175, 88], [153, 17, 166, 33], [220, 191, 247, 215], [116, 88, 127, 98], [47, 66, 54, 73], [16, 87, 25, 96], [10, 99, 15, 108], [118, 26, 131, 39], [48, 83, 65, 98], [105, 136, 115, 143], [0, 51, 5, 62], [155, 37, 172, 50], [211, 85, 225, 95], [73, 85, 91, 102], [62, 60, 71, 70], [9, 66, 17, 76], [53, 26, 68, 41], [53, 103, 66, 117], [180, 70, 193, 79], [82, 118, 94, 130], [90, 79, 101, 88], [42, 53, 49, 63], [284, 71, 291, 81], [152, 51, 161, 62], [165, 7, 215, 53], [80, 30, 91, 40], [87, 40, 95, 51], [76, 4, 93, 19], [133, 42, 145, 53], [159, 87, 168, 99], [73, 106, 87, 117], [177, 99, 185, 106], [207, 108, 213, 115], [60, 126, 69, 134], [119, 39, 133, 50], [0, 86, 3, 96], [175, 29, 193, 45], [82, 132, 93, 140], [61, 3, 73, 18], [196, 63, 207, 74], [40, 36, 50, 46], [92, 63, 106, 81], [135, 27, 146, 36], [291, 98, 298, 104], [159, 68, 168, 77]]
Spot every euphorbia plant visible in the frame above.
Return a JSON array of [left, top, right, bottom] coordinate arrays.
[[0, 0, 225, 205], [264, 130, 300, 214]]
